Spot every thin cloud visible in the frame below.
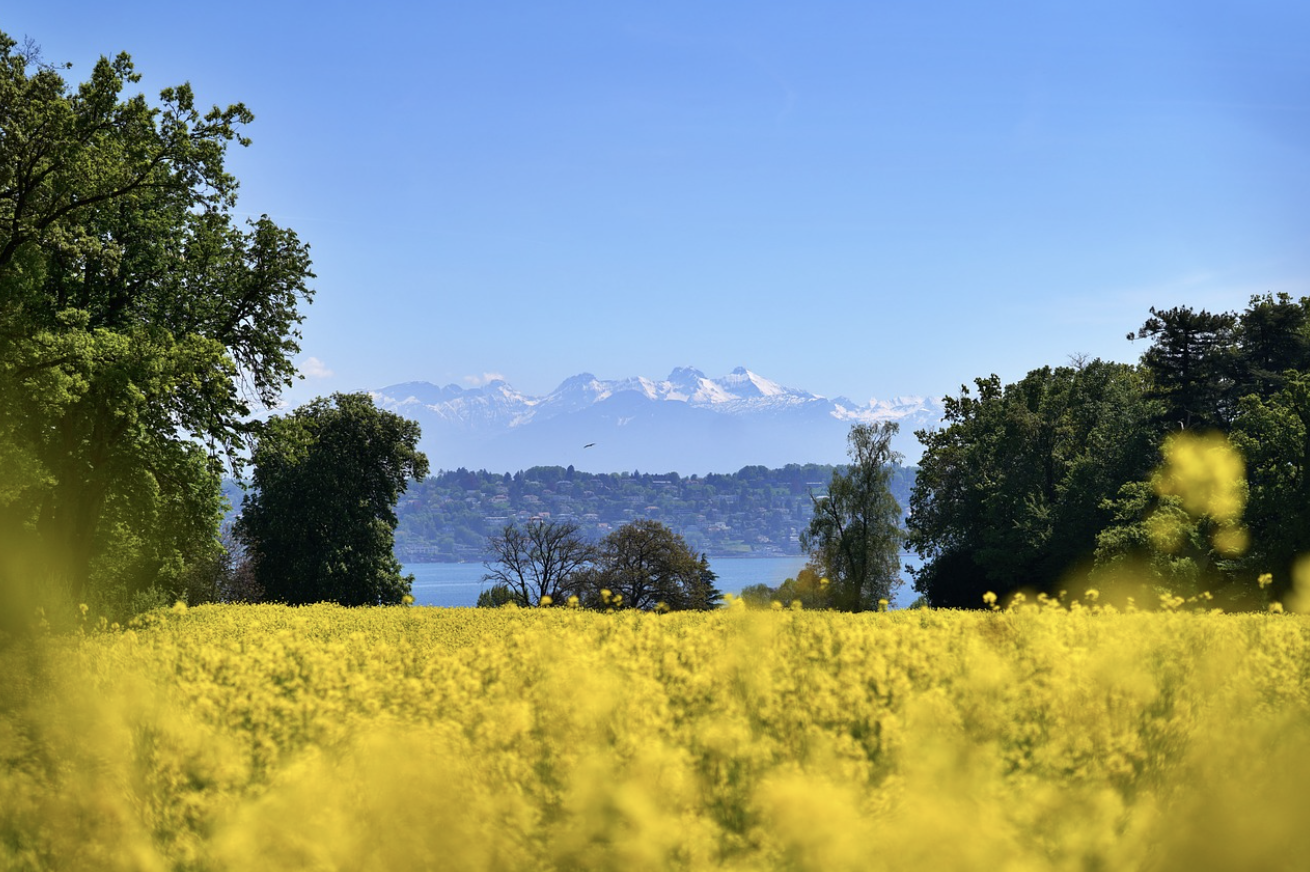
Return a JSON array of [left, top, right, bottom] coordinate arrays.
[[302, 356, 334, 378], [463, 372, 507, 386]]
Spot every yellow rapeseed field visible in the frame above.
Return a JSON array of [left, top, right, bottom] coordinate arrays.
[[3, 597, 1310, 871]]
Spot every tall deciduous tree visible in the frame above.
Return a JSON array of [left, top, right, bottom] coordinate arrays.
[[482, 519, 596, 607], [0, 33, 313, 618], [802, 422, 905, 611], [236, 393, 428, 606]]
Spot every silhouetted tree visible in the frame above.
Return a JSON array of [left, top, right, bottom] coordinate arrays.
[[482, 519, 595, 607]]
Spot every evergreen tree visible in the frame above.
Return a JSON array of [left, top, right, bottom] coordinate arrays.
[[1129, 306, 1236, 429]]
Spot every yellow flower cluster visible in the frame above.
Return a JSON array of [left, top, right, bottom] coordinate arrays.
[[1152, 431, 1251, 557], [3, 602, 1310, 870]]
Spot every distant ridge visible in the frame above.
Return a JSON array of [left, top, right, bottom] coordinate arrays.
[[372, 366, 944, 475]]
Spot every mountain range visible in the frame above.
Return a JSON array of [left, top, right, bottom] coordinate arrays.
[[371, 366, 944, 475]]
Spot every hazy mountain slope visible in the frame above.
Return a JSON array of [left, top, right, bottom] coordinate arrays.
[[373, 366, 943, 474]]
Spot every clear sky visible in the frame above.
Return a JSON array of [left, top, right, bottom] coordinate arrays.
[[9, 2, 1310, 406]]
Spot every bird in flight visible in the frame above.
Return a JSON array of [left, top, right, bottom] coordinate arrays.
[[583, 442, 596, 449]]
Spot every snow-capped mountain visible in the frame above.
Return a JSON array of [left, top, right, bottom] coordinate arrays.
[[372, 367, 944, 474]]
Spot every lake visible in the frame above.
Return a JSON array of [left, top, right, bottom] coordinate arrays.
[[406, 553, 919, 609]]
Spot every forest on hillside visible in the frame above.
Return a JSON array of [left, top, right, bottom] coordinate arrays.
[[392, 464, 917, 563]]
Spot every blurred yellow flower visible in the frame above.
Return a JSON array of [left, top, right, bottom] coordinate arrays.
[[1211, 524, 1250, 558], [1154, 431, 1246, 523]]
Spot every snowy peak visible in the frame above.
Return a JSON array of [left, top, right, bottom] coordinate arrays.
[[377, 367, 940, 422], [537, 373, 611, 414], [715, 366, 791, 399], [663, 366, 733, 404], [373, 367, 945, 472]]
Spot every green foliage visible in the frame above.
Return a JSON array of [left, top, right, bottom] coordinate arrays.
[[475, 583, 519, 608], [575, 519, 721, 611], [236, 393, 428, 606], [391, 463, 912, 564], [801, 422, 905, 611], [773, 565, 834, 609], [1093, 482, 1215, 596], [1230, 293, 1310, 402], [909, 360, 1162, 608], [0, 32, 313, 626], [740, 565, 833, 610], [909, 293, 1310, 609], [1229, 372, 1310, 601], [1128, 295, 1310, 430], [1129, 306, 1236, 429]]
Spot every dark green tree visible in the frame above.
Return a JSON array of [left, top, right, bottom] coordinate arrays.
[[909, 361, 1161, 607], [738, 583, 777, 609], [0, 33, 313, 622], [236, 393, 428, 606], [1230, 293, 1310, 404], [696, 557, 724, 610], [576, 519, 719, 611], [476, 583, 517, 608], [801, 422, 905, 611], [1129, 306, 1236, 429], [1092, 481, 1223, 599], [773, 565, 834, 609], [482, 519, 596, 607], [1230, 373, 1310, 603]]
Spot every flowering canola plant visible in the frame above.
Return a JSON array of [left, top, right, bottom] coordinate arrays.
[[3, 596, 1310, 872]]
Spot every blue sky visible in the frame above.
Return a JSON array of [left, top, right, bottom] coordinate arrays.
[[9, 2, 1310, 405]]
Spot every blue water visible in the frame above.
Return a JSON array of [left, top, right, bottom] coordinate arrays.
[[406, 554, 919, 608]]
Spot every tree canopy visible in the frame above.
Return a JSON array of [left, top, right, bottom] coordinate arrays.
[[908, 360, 1163, 607], [0, 33, 313, 624], [910, 294, 1310, 609], [580, 519, 721, 611], [236, 393, 428, 606], [478, 518, 720, 611]]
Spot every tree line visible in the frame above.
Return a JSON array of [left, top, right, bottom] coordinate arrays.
[[390, 462, 916, 562], [478, 422, 909, 612], [906, 296, 1310, 609], [478, 518, 721, 610]]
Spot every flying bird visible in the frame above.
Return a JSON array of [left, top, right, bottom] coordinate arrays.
[[584, 442, 596, 449]]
